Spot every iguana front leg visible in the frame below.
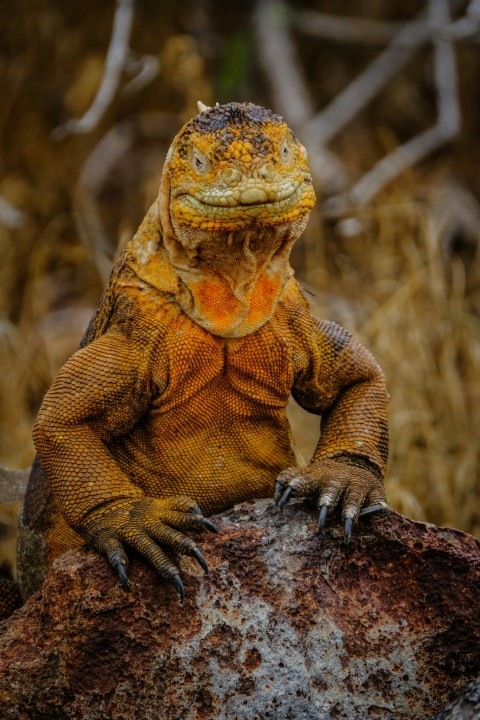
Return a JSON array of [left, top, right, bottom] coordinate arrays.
[[275, 318, 389, 540], [34, 328, 216, 597]]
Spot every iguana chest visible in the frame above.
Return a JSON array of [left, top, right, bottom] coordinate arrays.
[[110, 306, 299, 513], [151, 310, 295, 416]]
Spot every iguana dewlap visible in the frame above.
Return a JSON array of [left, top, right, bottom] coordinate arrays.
[[17, 102, 388, 601]]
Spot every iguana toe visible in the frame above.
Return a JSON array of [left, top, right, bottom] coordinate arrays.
[[200, 518, 219, 533], [81, 496, 215, 598], [113, 556, 130, 590]]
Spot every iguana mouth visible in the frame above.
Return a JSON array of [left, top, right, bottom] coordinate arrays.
[[196, 194, 283, 208], [171, 180, 315, 229], [190, 181, 306, 208], [187, 176, 311, 205]]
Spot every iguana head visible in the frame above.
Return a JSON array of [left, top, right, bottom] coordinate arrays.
[[130, 102, 316, 338], [166, 102, 315, 231]]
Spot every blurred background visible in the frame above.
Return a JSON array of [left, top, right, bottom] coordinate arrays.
[[1, 0, 479, 579]]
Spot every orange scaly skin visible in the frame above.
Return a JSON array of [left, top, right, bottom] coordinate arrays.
[[17, 103, 388, 601]]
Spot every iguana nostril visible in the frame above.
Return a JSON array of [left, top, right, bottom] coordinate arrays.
[[258, 162, 275, 181], [221, 167, 241, 186]]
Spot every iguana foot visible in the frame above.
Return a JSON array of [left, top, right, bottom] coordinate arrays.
[[80, 495, 218, 599], [274, 458, 388, 542]]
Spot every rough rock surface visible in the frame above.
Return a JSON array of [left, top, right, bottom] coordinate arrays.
[[0, 500, 479, 720], [433, 678, 480, 720]]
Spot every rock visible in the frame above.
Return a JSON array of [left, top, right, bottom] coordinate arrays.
[[432, 678, 480, 720], [0, 500, 479, 720]]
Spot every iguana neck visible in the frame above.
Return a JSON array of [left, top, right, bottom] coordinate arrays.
[[126, 201, 303, 338]]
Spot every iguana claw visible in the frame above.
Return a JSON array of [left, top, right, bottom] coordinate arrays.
[[200, 518, 219, 533], [344, 517, 353, 544], [274, 458, 388, 544], [278, 486, 293, 507], [173, 575, 185, 603], [193, 547, 209, 573], [359, 502, 389, 517], [113, 557, 130, 591], [274, 480, 283, 504], [317, 504, 329, 533]]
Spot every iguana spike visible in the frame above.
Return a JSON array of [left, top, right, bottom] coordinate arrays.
[[197, 100, 212, 114]]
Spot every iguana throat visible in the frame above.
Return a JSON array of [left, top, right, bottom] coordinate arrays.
[[127, 201, 309, 338]]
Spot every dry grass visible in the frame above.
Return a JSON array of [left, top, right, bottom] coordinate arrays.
[[290, 192, 480, 537]]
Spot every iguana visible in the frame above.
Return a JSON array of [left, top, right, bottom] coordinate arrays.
[[5, 102, 389, 616]]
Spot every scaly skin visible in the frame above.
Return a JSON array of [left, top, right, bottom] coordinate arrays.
[[16, 103, 388, 603]]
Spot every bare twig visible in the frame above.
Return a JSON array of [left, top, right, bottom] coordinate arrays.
[[254, 0, 347, 192], [0, 195, 25, 229], [294, 12, 410, 45], [74, 112, 179, 281], [303, 12, 430, 147], [254, 0, 313, 130], [349, 0, 459, 206], [54, 0, 136, 139], [74, 122, 136, 280], [295, 3, 480, 44], [123, 54, 160, 96], [447, 0, 480, 39], [429, 179, 480, 258]]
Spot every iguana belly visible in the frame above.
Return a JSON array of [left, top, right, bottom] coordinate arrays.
[[111, 401, 297, 515]]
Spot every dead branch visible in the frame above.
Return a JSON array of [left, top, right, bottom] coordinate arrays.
[[254, 0, 313, 129], [349, 0, 459, 206], [303, 11, 430, 147], [74, 122, 136, 281], [254, 0, 347, 193], [294, 12, 410, 45], [447, 0, 480, 39], [53, 0, 158, 139], [0, 195, 25, 229], [74, 112, 179, 282], [123, 54, 160, 96], [54, 0, 135, 138], [295, 3, 480, 45]]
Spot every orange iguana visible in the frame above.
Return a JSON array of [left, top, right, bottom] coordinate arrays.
[[12, 102, 388, 609]]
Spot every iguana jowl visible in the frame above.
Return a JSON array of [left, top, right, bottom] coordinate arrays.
[[18, 102, 389, 601]]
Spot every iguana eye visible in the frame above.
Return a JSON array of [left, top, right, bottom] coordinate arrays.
[[280, 139, 293, 165], [191, 148, 209, 175]]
